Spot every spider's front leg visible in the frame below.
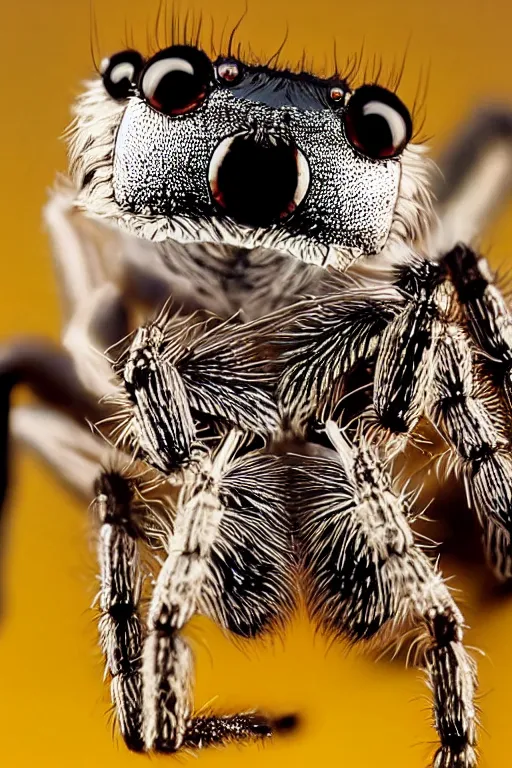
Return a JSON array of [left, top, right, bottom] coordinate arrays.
[[141, 431, 296, 752], [142, 431, 247, 751], [95, 467, 145, 751], [94, 438, 278, 753], [432, 106, 512, 250], [296, 422, 477, 768], [110, 303, 287, 474]]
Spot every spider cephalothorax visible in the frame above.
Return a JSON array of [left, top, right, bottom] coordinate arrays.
[[3, 30, 512, 768], [71, 44, 431, 267]]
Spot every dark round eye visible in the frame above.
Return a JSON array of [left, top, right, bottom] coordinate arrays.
[[140, 45, 213, 116], [101, 50, 144, 101], [216, 59, 242, 84], [344, 85, 412, 159]]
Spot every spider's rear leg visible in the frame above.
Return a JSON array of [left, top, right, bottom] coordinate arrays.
[[0, 339, 111, 610], [366, 251, 512, 578], [296, 423, 477, 768], [0, 338, 101, 500], [45, 185, 212, 323], [432, 106, 512, 249], [142, 431, 296, 752], [13, 405, 118, 501], [427, 321, 512, 579]]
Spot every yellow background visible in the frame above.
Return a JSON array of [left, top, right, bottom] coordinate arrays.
[[1, 1, 512, 766]]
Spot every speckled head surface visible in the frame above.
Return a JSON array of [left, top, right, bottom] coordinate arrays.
[[69, 46, 432, 269]]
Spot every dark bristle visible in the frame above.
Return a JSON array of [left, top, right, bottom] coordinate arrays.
[[227, 5, 248, 58], [266, 26, 289, 69], [89, 6, 423, 103], [410, 61, 430, 142], [89, 2, 101, 76], [154, 0, 164, 51]]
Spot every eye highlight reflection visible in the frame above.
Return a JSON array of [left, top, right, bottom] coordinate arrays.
[[216, 59, 243, 84], [140, 45, 213, 116], [344, 85, 412, 159], [101, 50, 145, 101]]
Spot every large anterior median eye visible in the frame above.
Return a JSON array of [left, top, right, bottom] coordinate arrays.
[[140, 45, 213, 116], [344, 85, 412, 159]]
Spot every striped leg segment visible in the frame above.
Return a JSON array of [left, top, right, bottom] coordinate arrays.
[[296, 423, 477, 768], [95, 469, 144, 752], [118, 318, 198, 474], [373, 258, 446, 434], [445, 243, 512, 409], [428, 321, 512, 579]]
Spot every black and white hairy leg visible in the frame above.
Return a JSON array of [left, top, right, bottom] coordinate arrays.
[[1, 28, 512, 768]]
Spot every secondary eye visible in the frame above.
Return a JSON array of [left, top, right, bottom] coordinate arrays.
[[101, 50, 144, 101], [344, 85, 412, 160], [216, 59, 243, 84], [141, 45, 213, 116], [328, 85, 345, 104]]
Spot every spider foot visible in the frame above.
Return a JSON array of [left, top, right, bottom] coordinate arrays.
[[434, 744, 477, 768], [182, 712, 281, 748]]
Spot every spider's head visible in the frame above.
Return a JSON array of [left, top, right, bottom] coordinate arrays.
[[69, 44, 432, 268]]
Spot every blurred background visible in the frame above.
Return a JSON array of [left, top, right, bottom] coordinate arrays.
[[0, 0, 511, 766]]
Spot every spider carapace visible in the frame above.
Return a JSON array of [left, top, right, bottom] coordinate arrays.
[[3, 34, 512, 768]]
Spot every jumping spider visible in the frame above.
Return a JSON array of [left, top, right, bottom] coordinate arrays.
[[3, 29, 512, 768]]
